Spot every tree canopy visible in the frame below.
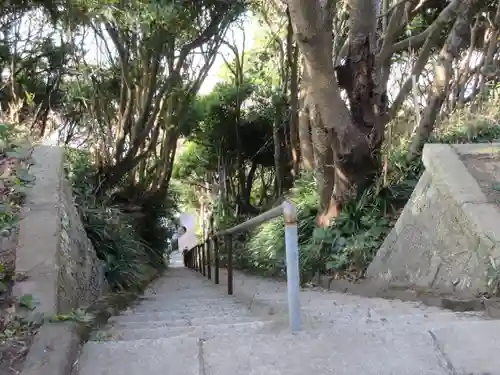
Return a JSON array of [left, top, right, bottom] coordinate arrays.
[[2, 0, 500, 277]]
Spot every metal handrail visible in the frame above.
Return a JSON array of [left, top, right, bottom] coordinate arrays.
[[183, 200, 302, 332]]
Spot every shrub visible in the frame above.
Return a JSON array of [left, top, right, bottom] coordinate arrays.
[[0, 122, 34, 293], [64, 149, 175, 291], [238, 102, 500, 283]]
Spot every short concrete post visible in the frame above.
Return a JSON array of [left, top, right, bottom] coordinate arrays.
[[282, 200, 301, 332]]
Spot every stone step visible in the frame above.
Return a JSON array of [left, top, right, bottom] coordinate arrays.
[[141, 290, 228, 300], [124, 301, 248, 315], [199, 323, 448, 375], [108, 315, 265, 331], [79, 320, 491, 375], [97, 320, 269, 342], [78, 336, 199, 375], [135, 295, 232, 304], [93, 324, 197, 342], [142, 286, 226, 297], [302, 309, 485, 328], [110, 308, 253, 324]]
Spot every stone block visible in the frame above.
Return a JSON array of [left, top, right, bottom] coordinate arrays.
[[367, 143, 500, 297], [423, 143, 487, 205], [13, 145, 107, 314]]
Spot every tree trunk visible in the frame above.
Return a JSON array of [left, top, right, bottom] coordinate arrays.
[[407, 0, 482, 161], [287, 7, 301, 177], [309, 102, 338, 226], [273, 102, 283, 197], [298, 67, 315, 171], [287, 0, 385, 226]]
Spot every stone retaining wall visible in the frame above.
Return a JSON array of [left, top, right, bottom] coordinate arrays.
[[13, 145, 107, 314], [366, 143, 500, 297]]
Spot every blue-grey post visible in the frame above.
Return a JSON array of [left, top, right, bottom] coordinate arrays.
[[282, 200, 301, 332]]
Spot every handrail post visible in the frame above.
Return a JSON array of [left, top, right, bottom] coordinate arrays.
[[214, 236, 219, 284], [202, 242, 206, 276], [198, 245, 201, 273], [283, 201, 301, 332], [208, 216, 214, 281], [196, 246, 200, 272], [226, 234, 233, 295], [193, 248, 197, 270], [206, 239, 211, 280], [205, 201, 300, 331]]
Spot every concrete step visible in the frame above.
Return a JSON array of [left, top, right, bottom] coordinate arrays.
[[108, 315, 264, 330], [141, 291, 228, 300], [78, 336, 199, 375], [199, 323, 448, 375], [96, 320, 269, 342], [94, 324, 197, 341], [302, 309, 485, 328], [142, 287, 226, 297], [79, 319, 500, 375], [110, 308, 253, 324], [124, 301, 248, 315], [134, 295, 233, 304]]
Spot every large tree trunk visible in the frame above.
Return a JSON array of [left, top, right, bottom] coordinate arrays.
[[288, 0, 385, 226], [298, 57, 315, 171]]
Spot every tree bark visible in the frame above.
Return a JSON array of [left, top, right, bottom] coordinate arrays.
[[287, 6, 301, 177], [298, 92, 315, 171], [407, 0, 482, 161], [298, 57, 315, 171], [287, 0, 385, 225]]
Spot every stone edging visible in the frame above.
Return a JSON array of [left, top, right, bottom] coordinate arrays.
[[365, 142, 500, 296], [422, 143, 500, 250], [20, 268, 161, 375], [314, 275, 500, 318], [20, 322, 81, 375]]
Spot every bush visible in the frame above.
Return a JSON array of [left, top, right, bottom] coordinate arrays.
[[0, 121, 35, 293], [64, 149, 175, 291], [238, 102, 500, 283]]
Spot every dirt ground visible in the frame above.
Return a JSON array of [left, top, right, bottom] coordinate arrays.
[[0, 334, 33, 375], [0, 294, 38, 375]]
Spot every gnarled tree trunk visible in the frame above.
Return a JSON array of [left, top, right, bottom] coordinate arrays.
[[287, 0, 386, 226]]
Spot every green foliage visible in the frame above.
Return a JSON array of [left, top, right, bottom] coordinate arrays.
[[237, 113, 500, 283], [189, 81, 274, 165], [0, 122, 34, 298], [173, 79, 277, 215], [0, 123, 34, 232], [64, 148, 174, 291]]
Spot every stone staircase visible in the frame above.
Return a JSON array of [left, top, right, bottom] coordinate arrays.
[[76, 265, 500, 375]]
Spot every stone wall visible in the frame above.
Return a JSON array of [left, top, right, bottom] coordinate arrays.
[[13, 146, 107, 314], [366, 143, 500, 297]]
